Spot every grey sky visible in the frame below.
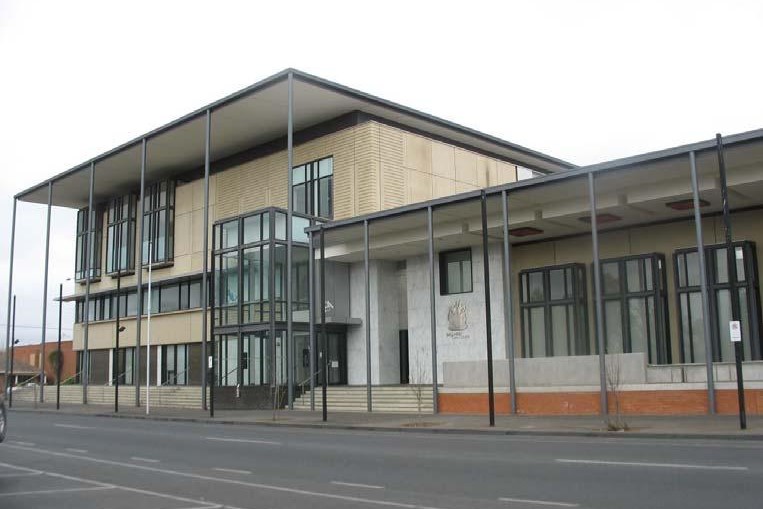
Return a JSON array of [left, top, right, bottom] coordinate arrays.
[[1, 0, 761, 345]]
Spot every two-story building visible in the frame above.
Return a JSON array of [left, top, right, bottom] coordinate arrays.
[[8, 68, 763, 415]]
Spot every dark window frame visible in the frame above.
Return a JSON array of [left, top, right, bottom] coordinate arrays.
[[75, 205, 104, 281], [519, 263, 589, 358], [439, 248, 473, 296], [142, 180, 175, 266], [161, 344, 188, 385], [674, 241, 762, 363], [106, 194, 137, 275], [598, 253, 671, 364], [292, 156, 333, 219]]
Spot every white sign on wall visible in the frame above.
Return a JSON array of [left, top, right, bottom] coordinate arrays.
[[729, 320, 742, 343]]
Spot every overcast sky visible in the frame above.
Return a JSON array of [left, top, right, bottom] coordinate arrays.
[[1, 0, 762, 345]]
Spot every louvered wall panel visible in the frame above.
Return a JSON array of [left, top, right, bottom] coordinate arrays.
[[379, 124, 406, 210], [354, 122, 380, 215]]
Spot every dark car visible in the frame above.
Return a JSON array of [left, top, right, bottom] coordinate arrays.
[[0, 394, 6, 442]]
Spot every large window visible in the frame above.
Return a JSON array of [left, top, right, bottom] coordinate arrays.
[[142, 180, 175, 265], [75, 278, 202, 323], [292, 157, 333, 218], [161, 344, 188, 385], [75, 206, 103, 281], [113, 347, 135, 385], [520, 264, 589, 358], [600, 254, 670, 364], [675, 241, 762, 363], [106, 194, 137, 274], [439, 249, 473, 295]]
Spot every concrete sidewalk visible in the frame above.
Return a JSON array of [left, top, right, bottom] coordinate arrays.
[[8, 400, 762, 440]]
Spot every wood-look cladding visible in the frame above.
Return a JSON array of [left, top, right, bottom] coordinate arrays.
[[215, 121, 518, 221]]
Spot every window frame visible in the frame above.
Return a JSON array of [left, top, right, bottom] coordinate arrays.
[[439, 248, 473, 296], [674, 241, 762, 363], [142, 180, 175, 266], [106, 194, 137, 275], [75, 205, 104, 281], [291, 156, 333, 219], [519, 263, 589, 358], [598, 253, 671, 364]]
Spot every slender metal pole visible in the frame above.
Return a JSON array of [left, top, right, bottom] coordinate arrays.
[[427, 206, 439, 413], [320, 227, 327, 422], [689, 151, 716, 414], [4, 199, 16, 387], [269, 212, 276, 415], [146, 236, 152, 415], [209, 224, 216, 418], [716, 133, 746, 430], [308, 230, 316, 411], [588, 172, 608, 416], [114, 271, 121, 413], [56, 283, 62, 409], [286, 72, 294, 409], [83, 162, 95, 404], [135, 139, 146, 407], [501, 190, 517, 414], [364, 219, 372, 411], [39, 182, 53, 401], [9, 295, 16, 407], [480, 192, 496, 426], [202, 110, 211, 410]]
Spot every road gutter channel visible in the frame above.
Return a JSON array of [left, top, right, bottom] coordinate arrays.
[[10, 407, 763, 441]]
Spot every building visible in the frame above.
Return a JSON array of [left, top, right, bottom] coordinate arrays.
[[6, 69, 763, 415]]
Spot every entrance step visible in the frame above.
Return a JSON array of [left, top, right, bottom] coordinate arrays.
[[293, 385, 434, 414]]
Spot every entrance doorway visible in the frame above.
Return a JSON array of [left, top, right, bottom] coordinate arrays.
[[316, 332, 347, 385], [399, 330, 409, 384]]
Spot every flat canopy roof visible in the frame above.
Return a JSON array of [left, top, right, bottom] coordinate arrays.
[[16, 68, 574, 209]]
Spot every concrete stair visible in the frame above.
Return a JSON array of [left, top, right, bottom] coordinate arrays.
[[10, 384, 205, 409], [293, 385, 434, 413]]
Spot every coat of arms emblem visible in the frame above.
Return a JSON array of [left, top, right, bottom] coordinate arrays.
[[447, 301, 468, 331]]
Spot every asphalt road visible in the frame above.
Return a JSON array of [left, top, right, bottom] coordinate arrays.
[[1, 411, 762, 509]]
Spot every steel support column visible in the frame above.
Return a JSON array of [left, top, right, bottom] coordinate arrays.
[[320, 227, 327, 422], [4, 198, 17, 384], [286, 72, 294, 409], [480, 191, 496, 426], [202, 110, 211, 410], [9, 295, 16, 407], [716, 134, 746, 429], [209, 225, 216, 418], [427, 206, 439, 413], [83, 162, 95, 404], [689, 151, 716, 414], [56, 283, 63, 410], [135, 139, 146, 407], [39, 182, 53, 401], [364, 219, 372, 411], [308, 230, 316, 410], [500, 190, 517, 414], [588, 172, 608, 415]]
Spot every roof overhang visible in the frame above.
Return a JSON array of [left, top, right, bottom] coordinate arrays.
[[16, 68, 574, 209]]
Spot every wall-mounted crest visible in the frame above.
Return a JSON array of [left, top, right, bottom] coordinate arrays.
[[447, 300, 468, 331]]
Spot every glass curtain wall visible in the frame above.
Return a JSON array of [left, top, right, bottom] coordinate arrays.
[[212, 207, 320, 389]]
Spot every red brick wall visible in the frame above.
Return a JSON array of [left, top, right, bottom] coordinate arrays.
[[9, 341, 76, 384], [439, 389, 763, 416]]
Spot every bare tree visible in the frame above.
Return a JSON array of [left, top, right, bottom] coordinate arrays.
[[408, 347, 429, 420], [606, 355, 628, 431]]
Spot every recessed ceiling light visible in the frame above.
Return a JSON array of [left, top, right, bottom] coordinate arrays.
[[578, 213, 622, 224], [666, 198, 709, 210], [509, 227, 543, 237]]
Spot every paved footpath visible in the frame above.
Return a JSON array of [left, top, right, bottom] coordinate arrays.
[[7, 400, 763, 439]]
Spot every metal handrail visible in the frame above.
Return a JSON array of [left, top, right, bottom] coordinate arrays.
[[160, 367, 190, 387]]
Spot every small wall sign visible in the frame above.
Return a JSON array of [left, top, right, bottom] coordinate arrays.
[[729, 320, 742, 343]]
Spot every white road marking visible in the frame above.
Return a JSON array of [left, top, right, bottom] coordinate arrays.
[[7, 444, 449, 509], [331, 480, 385, 489], [206, 436, 281, 445], [555, 458, 748, 471], [0, 486, 114, 497], [0, 472, 43, 478], [499, 496, 579, 507], [213, 467, 252, 475], [66, 448, 88, 454], [10, 441, 36, 447], [54, 423, 93, 430], [130, 456, 160, 463], [0, 463, 43, 474]]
